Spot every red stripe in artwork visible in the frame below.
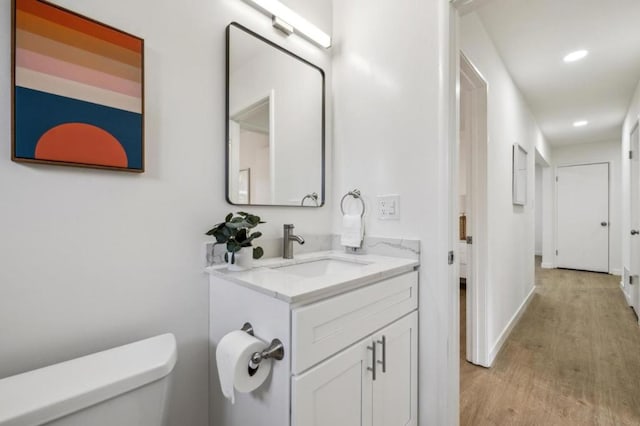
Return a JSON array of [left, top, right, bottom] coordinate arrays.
[[16, 0, 142, 53]]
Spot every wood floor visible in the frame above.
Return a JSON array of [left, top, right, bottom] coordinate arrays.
[[460, 257, 640, 425]]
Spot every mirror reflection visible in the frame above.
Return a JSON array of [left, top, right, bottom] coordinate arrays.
[[226, 23, 325, 207]]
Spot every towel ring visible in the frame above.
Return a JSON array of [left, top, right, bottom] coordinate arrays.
[[301, 192, 319, 206], [340, 189, 365, 218]]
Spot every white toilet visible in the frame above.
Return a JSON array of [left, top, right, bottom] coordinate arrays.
[[0, 333, 177, 426]]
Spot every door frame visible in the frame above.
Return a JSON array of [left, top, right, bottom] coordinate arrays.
[[229, 89, 276, 203], [627, 120, 639, 310], [459, 53, 491, 367], [554, 162, 611, 273]]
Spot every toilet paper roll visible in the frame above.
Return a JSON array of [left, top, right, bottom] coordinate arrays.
[[216, 330, 273, 404]]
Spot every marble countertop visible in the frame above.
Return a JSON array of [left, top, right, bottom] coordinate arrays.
[[205, 250, 419, 304]]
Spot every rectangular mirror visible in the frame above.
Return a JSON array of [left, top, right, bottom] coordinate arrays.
[[226, 23, 325, 207]]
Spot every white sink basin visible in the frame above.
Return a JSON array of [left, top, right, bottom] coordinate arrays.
[[271, 258, 370, 278]]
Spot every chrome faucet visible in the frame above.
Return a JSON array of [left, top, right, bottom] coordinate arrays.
[[283, 224, 305, 259]]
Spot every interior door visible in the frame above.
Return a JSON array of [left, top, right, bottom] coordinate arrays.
[[292, 338, 373, 426], [630, 122, 640, 313], [372, 312, 418, 426], [556, 163, 609, 272]]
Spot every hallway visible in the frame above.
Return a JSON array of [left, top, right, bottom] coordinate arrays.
[[461, 259, 640, 425]]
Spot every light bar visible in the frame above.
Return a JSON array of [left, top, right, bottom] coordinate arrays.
[[244, 0, 332, 48]]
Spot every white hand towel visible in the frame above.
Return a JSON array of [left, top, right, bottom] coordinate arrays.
[[341, 214, 364, 248]]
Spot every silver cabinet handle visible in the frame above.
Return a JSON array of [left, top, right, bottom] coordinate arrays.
[[367, 342, 377, 381], [632, 230, 640, 236], [377, 335, 387, 373]]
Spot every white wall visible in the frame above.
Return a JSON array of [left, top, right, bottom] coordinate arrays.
[[621, 78, 640, 298], [0, 1, 333, 425], [460, 13, 550, 360], [552, 140, 622, 275], [332, 1, 455, 423], [535, 164, 543, 255]]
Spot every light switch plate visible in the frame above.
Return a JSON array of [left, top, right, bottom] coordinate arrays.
[[377, 194, 400, 220]]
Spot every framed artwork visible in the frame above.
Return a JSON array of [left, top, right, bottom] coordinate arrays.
[[512, 143, 527, 205], [12, 0, 144, 172]]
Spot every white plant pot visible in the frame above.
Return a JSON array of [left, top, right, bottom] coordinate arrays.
[[227, 248, 252, 271]]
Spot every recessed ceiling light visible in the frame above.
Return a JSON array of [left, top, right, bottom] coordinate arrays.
[[563, 50, 589, 63], [573, 120, 589, 127]]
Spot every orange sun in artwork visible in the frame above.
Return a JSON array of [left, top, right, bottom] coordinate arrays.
[[35, 123, 128, 167]]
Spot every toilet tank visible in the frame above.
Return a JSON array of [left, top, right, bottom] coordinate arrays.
[[0, 334, 177, 426]]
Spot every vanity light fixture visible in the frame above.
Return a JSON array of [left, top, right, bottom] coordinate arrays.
[[272, 16, 293, 35], [243, 0, 332, 48], [573, 120, 589, 127], [563, 49, 588, 63]]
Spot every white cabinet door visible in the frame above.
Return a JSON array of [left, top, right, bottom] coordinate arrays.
[[292, 311, 418, 426], [372, 312, 418, 426], [292, 338, 373, 426]]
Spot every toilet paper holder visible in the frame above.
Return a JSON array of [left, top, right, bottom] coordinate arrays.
[[241, 322, 285, 368]]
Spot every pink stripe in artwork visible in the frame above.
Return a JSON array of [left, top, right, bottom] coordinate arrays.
[[16, 47, 141, 99]]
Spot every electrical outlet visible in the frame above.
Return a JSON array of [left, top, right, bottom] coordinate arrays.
[[377, 194, 400, 220]]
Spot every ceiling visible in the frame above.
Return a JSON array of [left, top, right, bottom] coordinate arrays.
[[469, 0, 640, 146]]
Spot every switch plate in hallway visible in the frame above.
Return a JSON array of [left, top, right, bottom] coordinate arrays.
[[377, 195, 400, 220]]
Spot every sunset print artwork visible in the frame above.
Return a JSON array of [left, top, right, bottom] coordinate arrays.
[[12, 0, 144, 172]]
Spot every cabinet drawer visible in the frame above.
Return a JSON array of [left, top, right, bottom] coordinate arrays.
[[292, 271, 417, 374]]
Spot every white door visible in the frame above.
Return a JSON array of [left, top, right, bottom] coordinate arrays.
[[292, 338, 373, 426], [556, 163, 609, 272], [372, 312, 418, 426], [629, 123, 640, 314]]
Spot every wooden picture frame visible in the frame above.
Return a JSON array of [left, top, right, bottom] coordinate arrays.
[[12, 0, 145, 172]]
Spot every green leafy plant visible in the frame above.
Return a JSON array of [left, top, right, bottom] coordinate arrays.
[[206, 212, 265, 264]]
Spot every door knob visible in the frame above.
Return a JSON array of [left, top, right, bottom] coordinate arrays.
[[631, 230, 640, 236], [601, 222, 608, 227]]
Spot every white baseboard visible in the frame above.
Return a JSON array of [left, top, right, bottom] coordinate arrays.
[[621, 281, 632, 305], [541, 262, 554, 269], [488, 285, 536, 365], [610, 268, 622, 276]]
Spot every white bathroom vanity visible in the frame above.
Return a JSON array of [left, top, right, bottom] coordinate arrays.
[[207, 251, 419, 426]]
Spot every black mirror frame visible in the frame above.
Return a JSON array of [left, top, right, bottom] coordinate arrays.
[[225, 22, 326, 207]]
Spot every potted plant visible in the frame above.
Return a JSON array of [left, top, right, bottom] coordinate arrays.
[[206, 212, 265, 270]]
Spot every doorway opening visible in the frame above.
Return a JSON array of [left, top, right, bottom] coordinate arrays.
[[228, 92, 275, 204], [458, 53, 489, 368], [534, 150, 550, 279]]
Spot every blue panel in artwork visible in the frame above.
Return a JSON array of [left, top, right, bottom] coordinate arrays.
[[15, 87, 143, 170]]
